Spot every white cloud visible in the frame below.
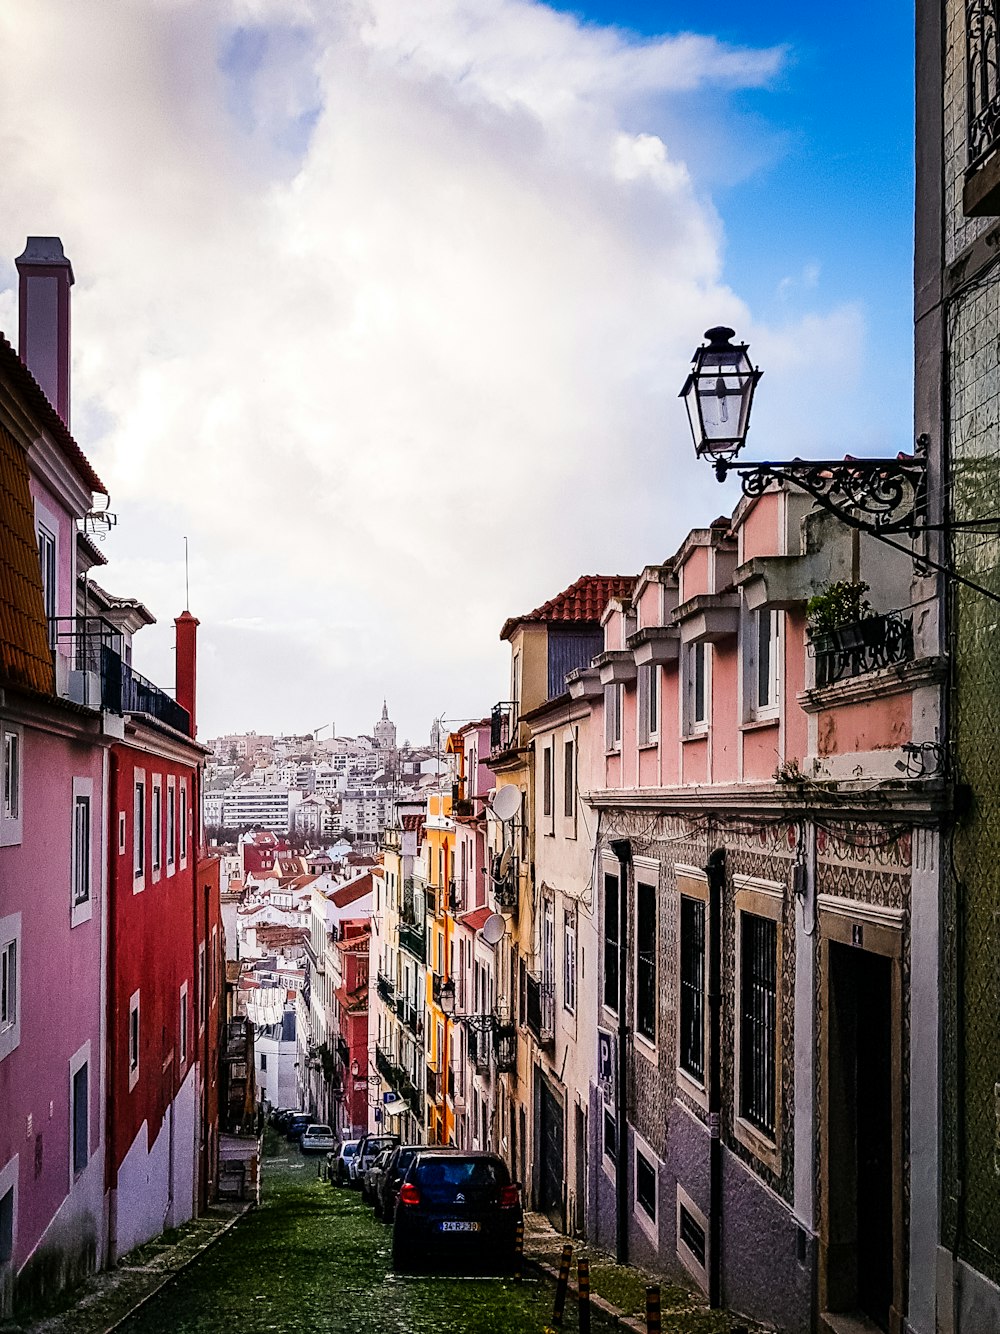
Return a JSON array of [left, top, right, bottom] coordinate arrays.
[[0, 0, 864, 740]]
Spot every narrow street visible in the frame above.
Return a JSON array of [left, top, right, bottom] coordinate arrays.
[[114, 1149, 613, 1334]]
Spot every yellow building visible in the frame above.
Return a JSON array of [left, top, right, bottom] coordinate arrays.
[[423, 789, 456, 1143]]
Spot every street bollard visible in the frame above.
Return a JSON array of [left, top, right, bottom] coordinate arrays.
[[551, 1243, 574, 1327], [577, 1257, 591, 1334], [514, 1218, 524, 1282], [645, 1284, 661, 1334]]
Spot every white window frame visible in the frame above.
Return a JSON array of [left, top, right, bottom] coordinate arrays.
[[133, 771, 146, 891], [542, 744, 553, 826], [118, 810, 126, 855], [35, 504, 59, 629], [128, 990, 141, 1091], [71, 778, 93, 927], [198, 942, 207, 1033], [0, 914, 22, 1063], [676, 1183, 710, 1293], [676, 868, 710, 1109], [180, 779, 189, 869], [1, 723, 24, 847], [151, 775, 162, 881], [744, 606, 781, 721], [563, 908, 577, 1015], [633, 863, 658, 1057], [683, 642, 709, 736], [733, 878, 783, 1174], [633, 1130, 659, 1241], [179, 981, 189, 1071], [637, 663, 659, 746], [0, 1153, 19, 1270], [563, 735, 576, 831], [69, 1041, 91, 1185], [166, 777, 176, 872], [604, 683, 622, 754]]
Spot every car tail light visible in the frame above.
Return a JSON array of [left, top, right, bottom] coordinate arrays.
[[399, 1183, 421, 1206], [500, 1185, 520, 1208]]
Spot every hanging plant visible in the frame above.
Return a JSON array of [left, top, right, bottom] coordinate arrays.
[[806, 580, 873, 637]]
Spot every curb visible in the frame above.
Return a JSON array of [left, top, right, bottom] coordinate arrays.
[[102, 1204, 252, 1334], [524, 1253, 640, 1331]]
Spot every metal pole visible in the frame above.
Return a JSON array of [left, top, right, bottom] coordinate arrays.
[[552, 1242, 573, 1327], [578, 1257, 591, 1334], [513, 1217, 524, 1282], [645, 1284, 661, 1334]]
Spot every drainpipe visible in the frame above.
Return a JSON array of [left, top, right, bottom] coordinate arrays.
[[705, 847, 726, 1310], [105, 748, 120, 1263], [610, 838, 632, 1266]]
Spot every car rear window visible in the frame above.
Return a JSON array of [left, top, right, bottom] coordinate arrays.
[[342, 1143, 359, 1157], [416, 1158, 508, 1188], [367, 1138, 395, 1153], [308, 1126, 331, 1135]]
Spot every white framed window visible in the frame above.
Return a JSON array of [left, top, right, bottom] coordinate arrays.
[[733, 877, 783, 1173], [151, 776, 162, 879], [635, 878, 657, 1048], [745, 607, 780, 719], [1, 724, 23, 847], [198, 942, 207, 1032], [179, 982, 189, 1070], [634, 1133, 658, 1239], [604, 684, 622, 753], [563, 737, 576, 825], [637, 664, 659, 745], [128, 990, 141, 1090], [180, 779, 189, 868], [677, 869, 709, 1107], [166, 778, 176, 871], [683, 642, 709, 735], [563, 909, 577, 1014], [133, 772, 146, 889], [118, 811, 126, 855], [71, 779, 93, 927], [0, 914, 22, 1063], [542, 745, 553, 822], [69, 1041, 90, 1183], [0, 1154, 18, 1269], [37, 522, 57, 627], [676, 1184, 709, 1293]]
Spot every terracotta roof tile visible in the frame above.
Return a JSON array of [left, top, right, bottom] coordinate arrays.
[[500, 575, 636, 641], [457, 906, 493, 932], [0, 423, 55, 694]]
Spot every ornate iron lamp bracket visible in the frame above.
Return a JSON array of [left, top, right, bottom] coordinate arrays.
[[713, 455, 927, 536]]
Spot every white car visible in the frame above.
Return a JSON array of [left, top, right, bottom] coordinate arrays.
[[300, 1124, 336, 1155]]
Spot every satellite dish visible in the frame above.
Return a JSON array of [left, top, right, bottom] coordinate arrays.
[[480, 912, 506, 945], [491, 786, 520, 822], [498, 845, 514, 881]]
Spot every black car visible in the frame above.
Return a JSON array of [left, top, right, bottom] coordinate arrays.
[[285, 1113, 313, 1141], [376, 1143, 453, 1222], [391, 1151, 521, 1272]]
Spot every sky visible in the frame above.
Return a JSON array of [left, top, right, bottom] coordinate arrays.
[[0, 0, 914, 745]]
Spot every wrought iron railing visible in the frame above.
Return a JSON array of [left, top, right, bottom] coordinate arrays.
[[490, 701, 516, 757], [525, 973, 555, 1048], [431, 972, 444, 1006], [376, 972, 395, 1005], [426, 1063, 439, 1100], [967, 0, 1000, 173], [808, 610, 914, 688], [493, 1013, 517, 1073], [467, 1024, 491, 1073], [449, 877, 466, 913], [398, 921, 426, 963]]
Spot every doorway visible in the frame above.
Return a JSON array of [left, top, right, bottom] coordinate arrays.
[[537, 1077, 565, 1231], [824, 940, 896, 1332]]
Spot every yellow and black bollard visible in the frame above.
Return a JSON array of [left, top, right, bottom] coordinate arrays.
[[645, 1284, 662, 1334], [552, 1243, 574, 1327], [577, 1257, 591, 1334], [514, 1218, 524, 1282]]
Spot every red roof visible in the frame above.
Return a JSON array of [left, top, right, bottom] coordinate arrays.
[[500, 575, 636, 641], [458, 906, 493, 932], [329, 873, 374, 909], [402, 815, 425, 833]]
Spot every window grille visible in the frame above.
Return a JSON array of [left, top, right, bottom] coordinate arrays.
[[635, 1148, 656, 1221], [740, 913, 777, 1137], [636, 882, 656, 1042], [679, 896, 706, 1081], [603, 873, 619, 1011]]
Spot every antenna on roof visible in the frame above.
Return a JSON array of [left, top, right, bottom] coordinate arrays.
[[184, 536, 190, 610]]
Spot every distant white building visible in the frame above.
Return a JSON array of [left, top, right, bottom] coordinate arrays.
[[254, 1008, 298, 1112], [221, 786, 303, 832]]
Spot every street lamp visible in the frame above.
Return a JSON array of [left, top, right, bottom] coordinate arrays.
[[439, 978, 456, 1017], [679, 325, 762, 467]]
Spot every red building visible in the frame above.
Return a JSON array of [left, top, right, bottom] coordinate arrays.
[[104, 613, 223, 1259], [331, 921, 370, 1137]]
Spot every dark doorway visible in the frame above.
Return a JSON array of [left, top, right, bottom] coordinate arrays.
[[826, 941, 895, 1331], [537, 1078, 565, 1231], [574, 1103, 587, 1235]]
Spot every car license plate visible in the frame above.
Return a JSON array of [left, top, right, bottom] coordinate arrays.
[[440, 1220, 480, 1232]]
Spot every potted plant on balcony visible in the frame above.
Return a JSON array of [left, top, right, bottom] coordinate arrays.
[[806, 580, 874, 653]]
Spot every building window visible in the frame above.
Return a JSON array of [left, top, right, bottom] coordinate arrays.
[[152, 779, 162, 874], [739, 913, 778, 1138], [72, 1061, 88, 1176], [638, 664, 658, 744], [167, 780, 176, 869], [563, 910, 577, 1014], [198, 942, 207, 1030], [0, 1182, 13, 1264], [133, 778, 145, 881], [603, 1107, 616, 1163], [180, 781, 188, 864], [604, 684, 622, 753], [1, 939, 16, 1036], [37, 525, 56, 625], [3, 730, 20, 821], [748, 608, 780, 717], [603, 872, 619, 1012], [635, 881, 656, 1044], [542, 746, 553, 819], [563, 738, 575, 819], [635, 1146, 657, 1222], [179, 982, 188, 1069], [128, 991, 140, 1090], [679, 896, 706, 1083], [684, 642, 708, 734], [72, 791, 91, 910], [118, 811, 126, 854], [260, 1052, 267, 1071]]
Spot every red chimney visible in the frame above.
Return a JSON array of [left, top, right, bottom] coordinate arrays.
[[175, 611, 199, 738], [15, 236, 74, 427]]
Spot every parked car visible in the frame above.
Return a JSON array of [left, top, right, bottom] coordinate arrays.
[[350, 1134, 399, 1186], [376, 1143, 437, 1222], [392, 1151, 521, 1272], [328, 1138, 361, 1185], [285, 1113, 314, 1141], [362, 1147, 394, 1206], [300, 1124, 336, 1155], [273, 1108, 300, 1130]]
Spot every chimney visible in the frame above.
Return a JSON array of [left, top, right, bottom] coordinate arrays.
[[15, 236, 74, 427], [175, 611, 199, 738]]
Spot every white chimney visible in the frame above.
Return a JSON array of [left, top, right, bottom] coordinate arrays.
[[15, 236, 74, 427]]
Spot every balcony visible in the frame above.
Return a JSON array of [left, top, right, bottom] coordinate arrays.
[[375, 1044, 404, 1091], [431, 972, 444, 1006], [449, 877, 466, 913], [493, 1016, 518, 1073], [467, 1025, 491, 1074], [426, 1063, 439, 1101], [376, 972, 395, 1005], [525, 973, 555, 1049], [490, 701, 516, 758], [48, 617, 191, 735], [399, 920, 426, 963], [396, 996, 420, 1035], [809, 610, 914, 688]]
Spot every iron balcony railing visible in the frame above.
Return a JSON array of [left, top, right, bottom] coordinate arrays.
[[375, 1044, 403, 1089], [525, 973, 555, 1049], [467, 1025, 491, 1073], [967, 0, 1000, 174], [431, 972, 444, 1006], [399, 920, 426, 963], [449, 877, 467, 913], [808, 610, 914, 688], [426, 1063, 439, 1100], [376, 972, 395, 1005], [493, 1015, 518, 1073], [490, 701, 516, 757]]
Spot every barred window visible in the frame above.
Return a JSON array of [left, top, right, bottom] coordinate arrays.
[[739, 912, 777, 1137], [604, 1107, 616, 1163], [679, 896, 706, 1082], [603, 873, 619, 1011], [636, 881, 656, 1042], [635, 1147, 656, 1221]]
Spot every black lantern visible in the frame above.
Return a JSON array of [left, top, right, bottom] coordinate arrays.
[[679, 326, 761, 467], [439, 978, 456, 1017]]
